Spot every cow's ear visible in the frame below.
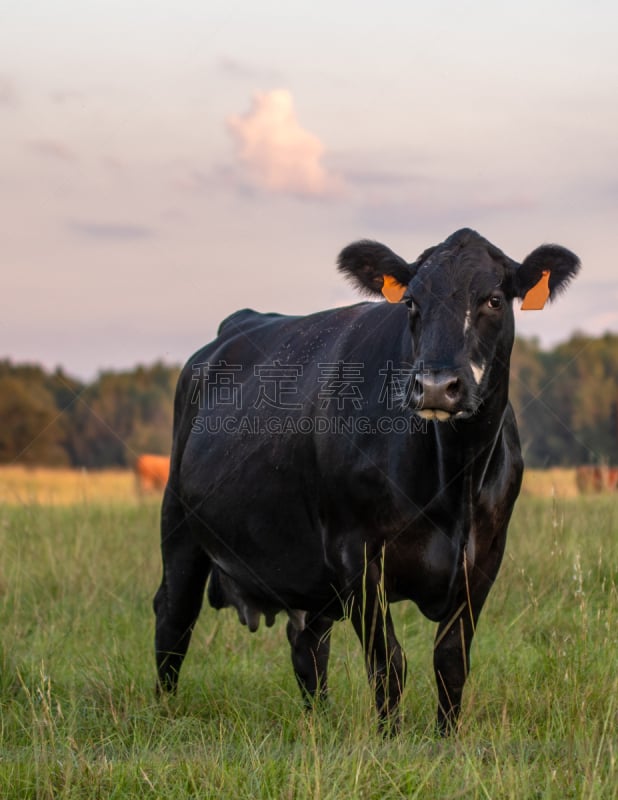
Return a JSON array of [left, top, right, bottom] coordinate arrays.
[[337, 240, 412, 302], [516, 244, 581, 310]]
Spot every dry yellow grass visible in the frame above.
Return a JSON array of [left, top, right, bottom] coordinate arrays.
[[0, 466, 144, 506], [520, 467, 579, 498], [0, 465, 581, 505]]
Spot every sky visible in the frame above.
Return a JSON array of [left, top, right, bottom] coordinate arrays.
[[2, 0, 618, 380]]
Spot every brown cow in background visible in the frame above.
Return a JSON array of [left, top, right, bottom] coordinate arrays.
[[135, 454, 170, 493], [575, 465, 618, 494]]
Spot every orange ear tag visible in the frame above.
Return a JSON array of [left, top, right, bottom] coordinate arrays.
[[381, 275, 408, 303], [521, 270, 551, 310]]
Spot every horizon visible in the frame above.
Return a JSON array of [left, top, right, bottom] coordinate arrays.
[[5, 325, 617, 386]]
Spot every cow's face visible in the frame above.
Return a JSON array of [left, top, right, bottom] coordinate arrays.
[[338, 228, 580, 421]]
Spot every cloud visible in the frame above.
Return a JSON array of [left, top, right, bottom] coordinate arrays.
[[50, 89, 87, 106], [226, 89, 342, 198], [343, 169, 421, 188], [68, 221, 155, 241], [217, 57, 281, 83], [355, 188, 538, 235], [28, 139, 78, 162]]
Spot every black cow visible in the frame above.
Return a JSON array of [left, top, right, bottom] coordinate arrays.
[[154, 228, 579, 733]]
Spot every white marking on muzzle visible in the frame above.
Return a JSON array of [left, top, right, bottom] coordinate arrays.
[[471, 361, 486, 385], [464, 310, 471, 335]]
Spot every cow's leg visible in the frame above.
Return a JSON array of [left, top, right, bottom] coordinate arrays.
[[286, 613, 333, 707], [349, 561, 407, 731], [433, 528, 507, 735], [154, 487, 210, 693]]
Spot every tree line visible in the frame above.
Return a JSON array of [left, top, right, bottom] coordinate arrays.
[[0, 360, 177, 468], [1, 332, 617, 469]]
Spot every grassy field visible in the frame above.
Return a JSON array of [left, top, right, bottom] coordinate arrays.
[[0, 467, 138, 507], [0, 471, 617, 798]]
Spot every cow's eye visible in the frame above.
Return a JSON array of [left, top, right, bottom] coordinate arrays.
[[487, 294, 503, 310]]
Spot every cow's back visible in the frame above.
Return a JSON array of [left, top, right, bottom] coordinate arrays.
[[169, 302, 413, 608]]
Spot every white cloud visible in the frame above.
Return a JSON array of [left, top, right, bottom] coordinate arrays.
[[226, 89, 342, 198]]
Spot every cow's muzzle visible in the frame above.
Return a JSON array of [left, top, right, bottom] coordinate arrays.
[[409, 370, 467, 422]]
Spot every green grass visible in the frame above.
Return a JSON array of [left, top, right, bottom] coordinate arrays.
[[0, 496, 617, 798]]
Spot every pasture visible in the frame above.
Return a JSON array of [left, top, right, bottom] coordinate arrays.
[[0, 469, 616, 798]]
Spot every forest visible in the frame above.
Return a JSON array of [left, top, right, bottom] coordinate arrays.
[[1, 332, 617, 469]]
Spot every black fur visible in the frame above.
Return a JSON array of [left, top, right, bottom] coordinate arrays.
[[516, 244, 581, 300], [337, 240, 413, 296], [155, 227, 580, 736]]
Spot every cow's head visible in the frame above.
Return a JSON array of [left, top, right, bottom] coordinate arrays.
[[338, 228, 580, 422]]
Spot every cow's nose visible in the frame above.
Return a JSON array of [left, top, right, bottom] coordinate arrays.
[[411, 371, 463, 412]]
